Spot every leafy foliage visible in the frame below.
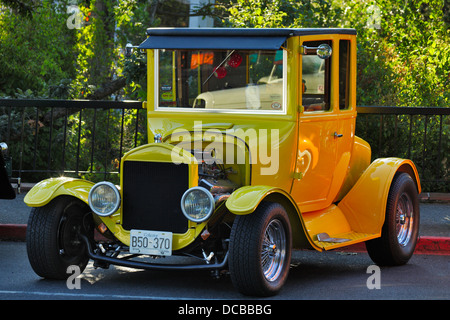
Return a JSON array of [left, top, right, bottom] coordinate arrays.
[[0, 0, 76, 97]]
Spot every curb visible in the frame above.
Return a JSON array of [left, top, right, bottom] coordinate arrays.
[[337, 236, 450, 256], [419, 193, 450, 202], [415, 236, 450, 255], [1, 224, 449, 255], [0, 224, 27, 241]]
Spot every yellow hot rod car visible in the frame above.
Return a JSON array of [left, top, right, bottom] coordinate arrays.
[[25, 28, 421, 296]]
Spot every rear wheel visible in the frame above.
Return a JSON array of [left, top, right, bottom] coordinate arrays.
[[229, 202, 292, 296], [366, 173, 420, 266], [26, 196, 93, 279]]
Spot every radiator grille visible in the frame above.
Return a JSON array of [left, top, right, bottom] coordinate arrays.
[[122, 161, 189, 233]]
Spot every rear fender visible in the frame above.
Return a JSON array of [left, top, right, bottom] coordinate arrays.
[[338, 158, 421, 234], [24, 177, 95, 207]]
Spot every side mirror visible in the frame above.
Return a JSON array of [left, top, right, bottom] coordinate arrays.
[[301, 43, 332, 59], [316, 44, 332, 59]]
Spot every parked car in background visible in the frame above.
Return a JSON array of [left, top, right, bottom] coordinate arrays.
[[0, 142, 15, 199]]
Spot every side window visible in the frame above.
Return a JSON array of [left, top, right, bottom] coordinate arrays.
[[339, 40, 350, 110], [301, 40, 331, 112]]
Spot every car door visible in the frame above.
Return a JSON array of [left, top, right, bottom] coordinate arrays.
[[290, 35, 358, 213]]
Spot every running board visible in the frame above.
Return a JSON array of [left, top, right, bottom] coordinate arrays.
[[314, 231, 379, 250], [317, 233, 350, 243]]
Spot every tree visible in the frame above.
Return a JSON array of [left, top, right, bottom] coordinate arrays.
[[0, 0, 77, 97]]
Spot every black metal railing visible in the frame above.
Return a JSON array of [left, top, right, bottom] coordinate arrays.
[[356, 106, 449, 192], [0, 99, 145, 185], [0, 99, 448, 191]]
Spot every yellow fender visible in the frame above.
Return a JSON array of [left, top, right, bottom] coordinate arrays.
[[225, 185, 283, 215], [24, 177, 95, 207], [338, 158, 421, 235], [225, 185, 320, 250]]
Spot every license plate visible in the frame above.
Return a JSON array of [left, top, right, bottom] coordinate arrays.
[[129, 229, 172, 256]]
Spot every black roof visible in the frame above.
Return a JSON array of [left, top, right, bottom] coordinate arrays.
[[139, 27, 356, 50]]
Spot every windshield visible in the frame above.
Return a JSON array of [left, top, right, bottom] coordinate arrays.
[[156, 49, 285, 112]]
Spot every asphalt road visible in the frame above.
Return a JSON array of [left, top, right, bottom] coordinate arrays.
[[0, 194, 449, 303], [0, 241, 448, 301]]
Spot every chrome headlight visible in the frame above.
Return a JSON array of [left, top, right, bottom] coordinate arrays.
[[180, 186, 215, 223], [88, 182, 121, 217]]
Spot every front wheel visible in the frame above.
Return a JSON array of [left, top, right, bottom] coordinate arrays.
[[366, 173, 420, 266], [26, 196, 93, 279], [229, 202, 292, 296]]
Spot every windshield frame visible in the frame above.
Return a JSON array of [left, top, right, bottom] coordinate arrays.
[[153, 49, 288, 115]]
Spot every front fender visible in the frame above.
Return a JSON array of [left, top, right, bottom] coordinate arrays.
[[225, 185, 287, 215], [24, 177, 95, 207], [338, 158, 421, 234], [226, 185, 320, 251]]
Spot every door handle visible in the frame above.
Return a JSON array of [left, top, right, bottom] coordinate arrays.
[[334, 132, 343, 138]]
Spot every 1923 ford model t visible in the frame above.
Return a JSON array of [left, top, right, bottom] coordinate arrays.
[[25, 28, 421, 296]]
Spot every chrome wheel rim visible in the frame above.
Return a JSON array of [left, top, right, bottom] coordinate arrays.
[[261, 219, 286, 282], [396, 192, 414, 247]]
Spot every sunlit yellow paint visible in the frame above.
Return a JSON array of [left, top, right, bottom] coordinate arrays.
[[338, 158, 421, 234], [226, 185, 281, 215], [24, 177, 94, 207], [302, 205, 351, 237], [334, 136, 371, 202], [291, 34, 359, 213]]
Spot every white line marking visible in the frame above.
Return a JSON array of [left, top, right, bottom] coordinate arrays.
[[0, 290, 205, 300]]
